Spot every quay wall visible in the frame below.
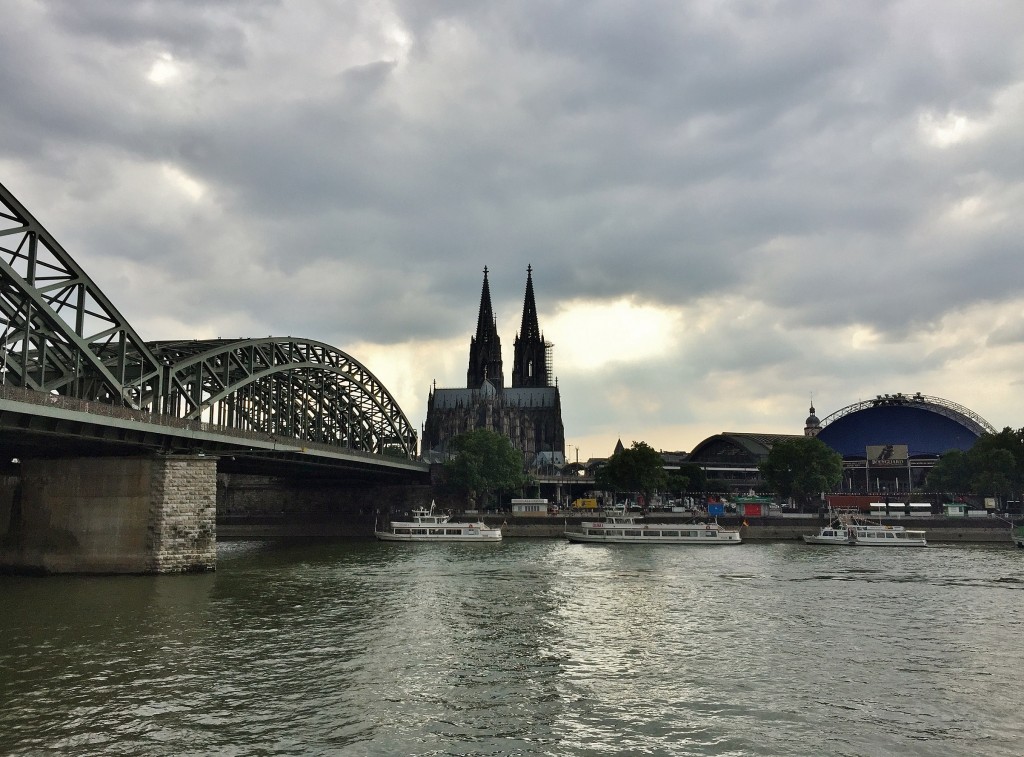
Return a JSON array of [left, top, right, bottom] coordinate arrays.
[[216, 474, 431, 538], [216, 503, 1019, 544], [496, 514, 1018, 544]]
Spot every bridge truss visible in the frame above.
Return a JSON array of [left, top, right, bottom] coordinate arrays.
[[0, 181, 417, 456], [148, 339, 417, 455], [0, 181, 163, 406]]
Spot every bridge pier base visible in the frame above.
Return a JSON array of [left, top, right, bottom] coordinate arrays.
[[0, 454, 217, 574]]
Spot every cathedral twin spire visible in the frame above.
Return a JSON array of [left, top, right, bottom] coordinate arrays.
[[512, 265, 549, 388], [467, 265, 549, 390], [467, 266, 504, 389]]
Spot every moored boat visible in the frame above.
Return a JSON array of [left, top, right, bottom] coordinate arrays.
[[1011, 525, 1023, 548], [803, 507, 927, 547], [375, 502, 502, 542], [564, 510, 742, 545], [802, 508, 857, 545], [802, 524, 854, 545], [848, 523, 927, 547]]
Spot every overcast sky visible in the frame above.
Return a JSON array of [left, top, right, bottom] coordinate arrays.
[[3, 0, 1023, 460]]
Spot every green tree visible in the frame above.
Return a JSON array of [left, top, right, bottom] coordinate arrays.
[[969, 428, 1024, 503], [759, 437, 842, 508], [972, 448, 1016, 503], [442, 429, 530, 509], [663, 463, 707, 502], [594, 441, 667, 509], [676, 462, 708, 492], [925, 449, 972, 494], [664, 472, 689, 496], [927, 427, 1024, 506]]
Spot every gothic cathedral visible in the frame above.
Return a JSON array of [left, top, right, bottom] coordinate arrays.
[[422, 266, 566, 469]]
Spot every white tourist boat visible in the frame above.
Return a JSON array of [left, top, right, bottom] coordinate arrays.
[[848, 523, 927, 547], [802, 524, 854, 545], [564, 511, 742, 545], [374, 502, 502, 542], [803, 508, 927, 547], [803, 508, 857, 545]]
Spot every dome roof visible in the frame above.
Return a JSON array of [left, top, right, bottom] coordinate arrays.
[[816, 393, 994, 457], [688, 432, 802, 463]]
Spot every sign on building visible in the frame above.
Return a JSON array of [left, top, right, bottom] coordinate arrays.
[[866, 444, 908, 466]]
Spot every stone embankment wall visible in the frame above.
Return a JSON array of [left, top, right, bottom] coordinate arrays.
[[497, 514, 1019, 543], [216, 473, 432, 538], [214, 495, 1019, 543]]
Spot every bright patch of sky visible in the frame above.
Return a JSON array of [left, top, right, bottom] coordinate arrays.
[[146, 53, 180, 85], [548, 299, 683, 370]]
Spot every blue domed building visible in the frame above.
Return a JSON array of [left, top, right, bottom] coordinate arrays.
[[685, 392, 996, 495], [813, 392, 995, 493]]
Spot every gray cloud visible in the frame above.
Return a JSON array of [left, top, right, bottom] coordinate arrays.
[[3, 0, 1023, 451]]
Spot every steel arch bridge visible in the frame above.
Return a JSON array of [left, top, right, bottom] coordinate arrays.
[[0, 181, 417, 456]]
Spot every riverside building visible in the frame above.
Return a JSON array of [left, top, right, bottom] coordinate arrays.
[[684, 393, 995, 495]]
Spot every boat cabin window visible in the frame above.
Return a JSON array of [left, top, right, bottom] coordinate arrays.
[[643, 531, 661, 537], [445, 529, 462, 535], [661, 531, 679, 537], [704, 531, 717, 537], [624, 530, 642, 537]]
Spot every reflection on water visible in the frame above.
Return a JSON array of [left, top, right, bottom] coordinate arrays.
[[1, 539, 1022, 756]]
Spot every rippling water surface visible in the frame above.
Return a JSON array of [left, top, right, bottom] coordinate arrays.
[[2, 539, 1023, 756]]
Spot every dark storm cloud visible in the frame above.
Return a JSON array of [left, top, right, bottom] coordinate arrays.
[[3, 0, 1023, 446]]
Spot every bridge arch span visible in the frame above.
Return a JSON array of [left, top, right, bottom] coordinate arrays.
[[148, 338, 417, 456], [1, 182, 417, 457]]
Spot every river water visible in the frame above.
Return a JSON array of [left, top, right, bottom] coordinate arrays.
[[1, 538, 1022, 756]]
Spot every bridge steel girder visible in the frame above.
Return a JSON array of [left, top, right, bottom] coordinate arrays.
[[0, 183, 419, 459], [147, 338, 418, 457], [0, 181, 163, 407]]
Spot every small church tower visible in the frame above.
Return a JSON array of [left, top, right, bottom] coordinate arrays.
[[804, 402, 821, 437]]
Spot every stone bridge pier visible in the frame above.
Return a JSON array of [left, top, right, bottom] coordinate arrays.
[[0, 454, 217, 574]]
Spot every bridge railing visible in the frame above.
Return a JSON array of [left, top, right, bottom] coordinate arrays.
[[0, 383, 402, 461]]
